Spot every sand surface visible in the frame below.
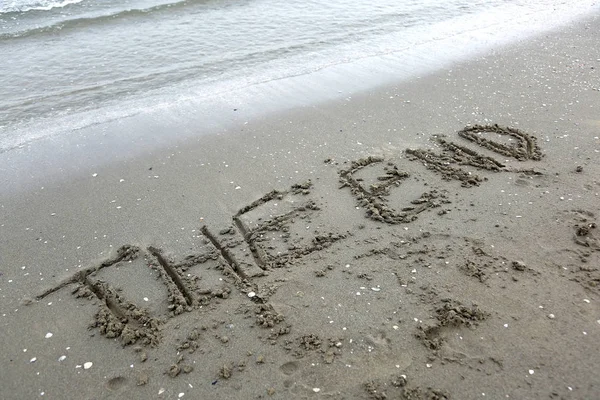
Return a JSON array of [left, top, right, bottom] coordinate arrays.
[[1, 14, 600, 400]]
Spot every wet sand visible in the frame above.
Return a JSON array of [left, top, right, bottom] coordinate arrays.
[[1, 14, 600, 400]]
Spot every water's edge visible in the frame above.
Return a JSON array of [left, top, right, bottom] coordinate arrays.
[[1, 0, 598, 153], [0, 8, 599, 196]]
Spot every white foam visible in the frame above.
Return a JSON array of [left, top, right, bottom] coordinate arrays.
[[0, 0, 83, 14]]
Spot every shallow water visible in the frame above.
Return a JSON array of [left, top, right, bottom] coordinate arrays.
[[0, 0, 598, 151]]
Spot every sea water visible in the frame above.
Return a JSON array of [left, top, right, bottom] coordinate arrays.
[[0, 0, 598, 152]]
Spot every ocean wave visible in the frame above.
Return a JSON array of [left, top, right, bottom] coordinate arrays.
[[0, 0, 83, 14], [0, 0, 208, 39]]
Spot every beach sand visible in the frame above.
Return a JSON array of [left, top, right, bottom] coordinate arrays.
[[1, 14, 599, 400]]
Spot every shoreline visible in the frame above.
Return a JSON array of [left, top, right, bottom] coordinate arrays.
[[2, 3, 600, 183], [1, 13, 600, 400]]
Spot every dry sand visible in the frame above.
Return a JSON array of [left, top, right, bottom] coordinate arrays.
[[1, 14, 600, 400]]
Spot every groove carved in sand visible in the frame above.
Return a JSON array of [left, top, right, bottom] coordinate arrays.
[[37, 245, 224, 345], [339, 156, 449, 223], [232, 180, 346, 268], [457, 124, 543, 161], [406, 125, 543, 187], [36, 182, 347, 346], [34, 125, 547, 351]]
